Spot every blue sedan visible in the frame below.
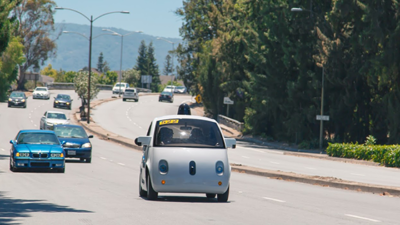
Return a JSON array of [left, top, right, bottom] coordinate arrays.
[[9, 130, 66, 173], [54, 124, 93, 163]]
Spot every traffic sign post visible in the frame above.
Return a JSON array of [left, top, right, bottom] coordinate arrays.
[[195, 94, 202, 104], [223, 97, 234, 116]]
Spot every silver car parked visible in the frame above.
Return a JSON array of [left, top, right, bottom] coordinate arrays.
[[122, 88, 139, 102]]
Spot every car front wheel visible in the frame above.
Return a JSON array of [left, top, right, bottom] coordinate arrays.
[[139, 173, 147, 197], [86, 158, 91, 163], [146, 174, 158, 200], [206, 194, 216, 198], [217, 186, 229, 202]]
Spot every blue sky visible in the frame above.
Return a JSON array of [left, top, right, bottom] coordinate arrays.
[[54, 0, 184, 39]]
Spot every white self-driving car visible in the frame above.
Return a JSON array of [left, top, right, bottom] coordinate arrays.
[[135, 115, 236, 202]]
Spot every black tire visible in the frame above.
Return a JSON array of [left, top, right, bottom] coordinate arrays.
[[123, 98, 126, 101], [23, 103, 27, 108], [9, 158, 15, 172], [206, 194, 216, 198], [146, 174, 158, 200], [139, 173, 147, 197], [217, 186, 229, 202], [86, 158, 91, 163], [80, 158, 85, 162], [8, 104, 11, 108], [58, 168, 65, 173], [69, 105, 72, 110], [53, 104, 56, 108]]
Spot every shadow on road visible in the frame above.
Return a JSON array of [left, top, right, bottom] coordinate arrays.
[[0, 191, 92, 225], [141, 195, 232, 203]]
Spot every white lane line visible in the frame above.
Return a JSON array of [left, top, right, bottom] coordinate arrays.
[[345, 214, 380, 222], [305, 167, 316, 170], [31, 111, 33, 113], [350, 173, 366, 176], [33, 124, 37, 127], [0, 149, 4, 151], [118, 163, 125, 166], [263, 197, 285, 203], [109, 160, 114, 162], [100, 157, 106, 160], [138, 126, 142, 129], [30, 120, 33, 123], [34, 108, 36, 110], [269, 161, 280, 164], [241, 156, 250, 159]]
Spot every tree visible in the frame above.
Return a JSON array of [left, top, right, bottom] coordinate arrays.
[[41, 64, 57, 79], [12, 0, 58, 90], [163, 54, 173, 75], [135, 40, 148, 86], [0, 36, 25, 101], [64, 71, 76, 83], [123, 68, 140, 87], [105, 71, 118, 84], [97, 52, 104, 72], [147, 41, 160, 92], [74, 71, 100, 108]]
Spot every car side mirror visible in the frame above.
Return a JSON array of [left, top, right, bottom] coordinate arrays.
[[61, 141, 66, 145], [135, 136, 151, 147], [225, 138, 236, 149], [10, 140, 13, 144], [88, 135, 93, 138], [135, 138, 142, 146]]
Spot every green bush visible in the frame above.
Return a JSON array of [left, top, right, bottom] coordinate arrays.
[[326, 143, 400, 167]]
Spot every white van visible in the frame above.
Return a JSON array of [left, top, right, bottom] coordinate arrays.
[[112, 82, 129, 94]]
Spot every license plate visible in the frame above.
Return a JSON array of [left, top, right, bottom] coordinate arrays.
[[68, 150, 76, 155]]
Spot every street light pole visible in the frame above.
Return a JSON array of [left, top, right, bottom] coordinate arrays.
[[156, 37, 176, 85], [55, 7, 129, 124], [103, 29, 142, 96]]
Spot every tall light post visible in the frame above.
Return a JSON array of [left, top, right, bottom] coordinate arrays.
[[103, 29, 143, 96], [55, 7, 129, 124], [291, 6, 327, 150], [156, 37, 176, 86]]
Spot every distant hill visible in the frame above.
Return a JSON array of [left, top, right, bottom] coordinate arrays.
[[45, 23, 182, 73]]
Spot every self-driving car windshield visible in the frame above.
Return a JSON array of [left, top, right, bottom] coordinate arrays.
[[10, 92, 24, 97], [154, 119, 224, 148], [17, 133, 60, 145], [54, 126, 87, 138]]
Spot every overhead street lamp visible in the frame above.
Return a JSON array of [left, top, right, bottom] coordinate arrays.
[[55, 7, 129, 124], [103, 29, 143, 96], [291, 5, 326, 150], [156, 37, 176, 87]]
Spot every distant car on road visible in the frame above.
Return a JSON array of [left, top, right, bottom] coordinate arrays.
[[53, 94, 73, 109], [54, 124, 93, 163], [9, 129, 65, 173], [122, 88, 139, 102], [135, 115, 236, 202], [163, 85, 176, 93], [174, 86, 187, 94], [159, 91, 174, 103], [112, 82, 129, 94], [32, 87, 50, 99], [8, 91, 27, 108], [40, 111, 70, 130]]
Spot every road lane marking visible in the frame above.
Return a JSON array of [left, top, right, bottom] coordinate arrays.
[[100, 157, 106, 160], [269, 161, 280, 164], [350, 173, 366, 176], [118, 163, 125, 166], [305, 167, 316, 170], [34, 124, 37, 127], [242, 156, 250, 159], [1, 149, 4, 151], [345, 214, 380, 222], [263, 197, 285, 203], [31, 120, 33, 123], [109, 160, 114, 162]]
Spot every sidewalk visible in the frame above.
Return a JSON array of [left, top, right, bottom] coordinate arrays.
[[72, 97, 400, 197]]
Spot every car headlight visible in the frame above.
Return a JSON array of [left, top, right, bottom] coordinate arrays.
[[55, 101, 59, 103], [21, 99, 25, 102], [51, 153, 64, 158], [159, 160, 168, 174], [66, 102, 70, 105], [82, 143, 91, 148], [8, 98, 12, 101], [16, 152, 30, 157], [216, 161, 224, 175]]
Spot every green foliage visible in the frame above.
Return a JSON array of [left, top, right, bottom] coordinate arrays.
[[123, 69, 140, 87], [41, 64, 57, 79], [64, 71, 76, 83], [365, 135, 376, 146], [73, 71, 100, 107], [326, 143, 400, 167]]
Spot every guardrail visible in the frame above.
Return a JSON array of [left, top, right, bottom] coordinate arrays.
[[217, 114, 244, 132], [46, 82, 151, 92]]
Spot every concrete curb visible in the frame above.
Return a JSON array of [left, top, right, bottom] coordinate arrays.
[[231, 164, 400, 196], [70, 94, 400, 197]]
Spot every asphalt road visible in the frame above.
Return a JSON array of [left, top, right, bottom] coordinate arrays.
[[1, 90, 399, 224], [92, 92, 400, 188]]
